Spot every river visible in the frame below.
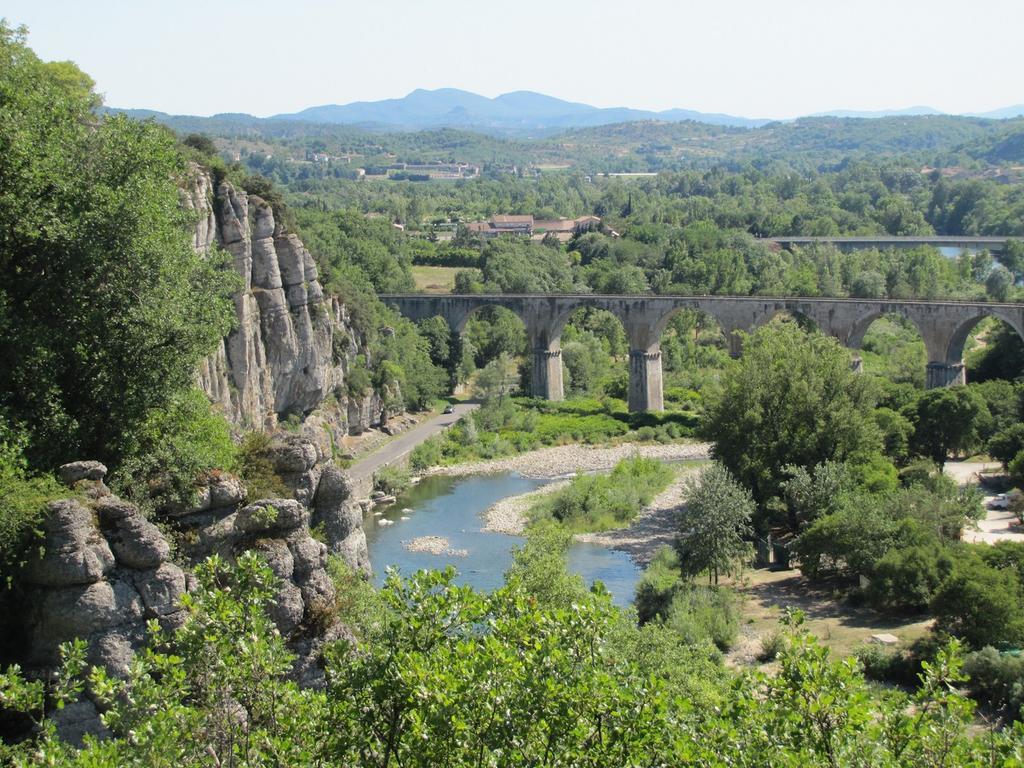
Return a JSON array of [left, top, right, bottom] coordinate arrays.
[[362, 473, 642, 607]]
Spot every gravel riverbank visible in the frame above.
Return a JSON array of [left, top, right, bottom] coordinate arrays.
[[433, 441, 712, 480], [575, 465, 704, 566], [472, 446, 709, 564], [482, 480, 570, 535]]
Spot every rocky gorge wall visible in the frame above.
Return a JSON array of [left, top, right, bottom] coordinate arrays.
[[1, 167, 404, 743], [183, 167, 395, 435]]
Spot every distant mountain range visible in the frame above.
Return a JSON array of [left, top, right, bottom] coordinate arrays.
[[112, 89, 1024, 136], [268, 88, 769, 133], [269, 89, 1024, 132]]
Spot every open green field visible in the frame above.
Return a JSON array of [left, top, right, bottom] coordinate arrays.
[[411, 265, 459, 293]]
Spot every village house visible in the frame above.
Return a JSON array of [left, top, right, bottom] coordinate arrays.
[[463, 214, 609, 241]]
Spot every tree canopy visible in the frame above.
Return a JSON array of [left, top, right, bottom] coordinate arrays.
[[702, 322, 882, 512], [0, 23, 236, 470]]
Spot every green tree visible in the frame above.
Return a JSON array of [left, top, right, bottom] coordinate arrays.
[[985, 264, 1014, 301], [988, 423, 1024, 469], [0, 25, 237, 471], [416, 315, 452, 368], [912, 387, 989, 468], [675, 463, 755, 584], [779, 460, 850, 531], [931, 558, 1024, 649], [702, 322, 881, 512], [472, 352, 519, 404], [561, 333, 610, 395]]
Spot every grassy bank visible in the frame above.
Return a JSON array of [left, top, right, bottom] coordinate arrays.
[[528, 455, 675, 533]]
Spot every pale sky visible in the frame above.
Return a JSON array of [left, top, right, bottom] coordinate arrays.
[[6, 0, 1023, 120]]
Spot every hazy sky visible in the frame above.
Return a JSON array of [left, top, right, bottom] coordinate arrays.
[[6, 0, 1023, 119]]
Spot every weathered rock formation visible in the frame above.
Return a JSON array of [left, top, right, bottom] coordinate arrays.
[[183, 167, 397, 434], [13, 444, 370, 741]]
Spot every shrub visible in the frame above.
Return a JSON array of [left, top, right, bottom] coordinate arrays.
[[236, 432, 290, 501], [988, 423, 1024, 468], [963, 646, 1024, 716], [867, 542, 955, 614], [856, 645, 924, 687], [504, 519, 587, 609], [530, 455, 673, 532], [325, 554, 382, 638], [665, 584, 739, 651], [346, 361, 372, 398], [930, 558, 1024, 649], [374, 466, 410, 495], [409, 436, 443, 471], [635, 547, 682, 624], [757, 630, 786, 663], [0, 438, 64, 576], [111, 389, 238, 513]]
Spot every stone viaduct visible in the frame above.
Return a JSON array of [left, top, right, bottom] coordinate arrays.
[[380, 294, 1024, 412]]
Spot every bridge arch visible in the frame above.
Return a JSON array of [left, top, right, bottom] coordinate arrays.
[[847, 309, 917, 351], [749, 306, 821, 335], [845, 311, 928, 386], [945, 309, 1024, 366]]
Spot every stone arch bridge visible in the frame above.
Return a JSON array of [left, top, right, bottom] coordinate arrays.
[[380, 294, 1024, 412]]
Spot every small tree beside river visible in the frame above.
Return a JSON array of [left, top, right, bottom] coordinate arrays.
[[675, 463, 755, 584]]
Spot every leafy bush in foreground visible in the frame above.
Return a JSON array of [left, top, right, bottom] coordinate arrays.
[[4, 555, 1024, 764]]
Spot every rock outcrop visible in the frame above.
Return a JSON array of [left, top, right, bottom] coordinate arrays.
[[21, 491, 186, 676], [185, 167, 395, 434], [16, 451, 369, 741]]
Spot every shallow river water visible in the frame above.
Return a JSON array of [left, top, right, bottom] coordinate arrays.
[[362, 473, 641, 606]]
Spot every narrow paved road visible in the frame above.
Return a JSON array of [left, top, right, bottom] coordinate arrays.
[[347, 403, 478, 483]]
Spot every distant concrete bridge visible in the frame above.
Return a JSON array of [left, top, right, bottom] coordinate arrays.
[[381, 293, 1024, 412], [768, 235, 1015, 254]]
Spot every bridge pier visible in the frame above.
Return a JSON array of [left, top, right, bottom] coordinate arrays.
[[531, 347, 564, 401], [926, 362, 966, 389], [628, 348, 664, 412]]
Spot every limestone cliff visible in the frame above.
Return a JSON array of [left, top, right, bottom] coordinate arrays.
[[183, 167, 388, 434]]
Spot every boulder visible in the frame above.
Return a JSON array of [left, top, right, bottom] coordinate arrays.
[[58, 461, 107, 486], [50, 699, 109, 747], [105, 513, 170, 570], [299, 568, 336, 619], [191, 475, 246, 513], [22, 500, 115, 587], [133, 562, 186, 618], [267, 581, 304, 635], [29, 578, 143, 658], [252, 538, 295, 580], [267, 439, 318, 475], [237, 499, 307, 533], [289, 534, 327, 578], [313, 466, 362, 545], [334, 529, 371, 576], [89, 629, 139, 678]]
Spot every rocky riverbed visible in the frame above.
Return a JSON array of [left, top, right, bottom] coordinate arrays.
[[434, 441, 712, 480], [402, 535, 468, 557]]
